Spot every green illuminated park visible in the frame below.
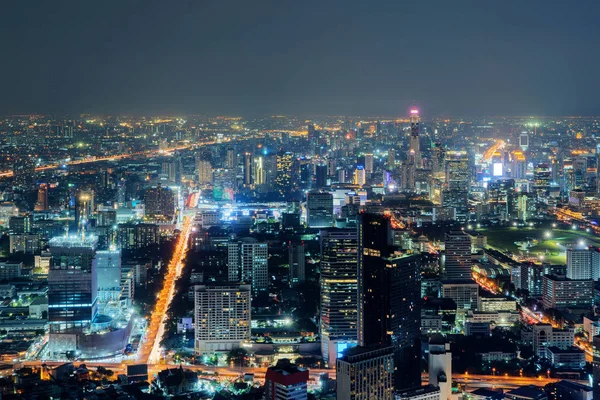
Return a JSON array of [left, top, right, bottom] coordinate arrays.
[[477, 226, 600, 265]]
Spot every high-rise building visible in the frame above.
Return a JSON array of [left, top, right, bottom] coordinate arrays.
[[243, 152, 252, 185], [227, 238, 268, 295], [95, 250, 122, 303], [533, 163, 551, 202], [288, 242, 305, 287], [306, 191, 334, 228], [567, 248, 600, 280], [353, 166, 366, 186], [275, 152, 294, 197], [336, 346, 395, 400], [593, 335, 600, 399], [34, 183, 49, 211], [254, 156, 265, 186], [116, 223, 160, 250], [364, 154, 374, 174], [443, 151, 470, 220], [315, 164, 328, 188], [440, 281, 479, 310], [197, 159, 212, 185], [144, 185, 175, 220], [193, 284, 251, 353], [320, 229, 358, 366], [357, 213, 422, 390], [443, 230, 472, 281], [409, 108, 421, 167], [263, 359, 309, 400], [428, 335, 452, 400], [542, 274, 593, 309], [48, 235, 99, 338], [226, 147, 237, 169], [519, 132, 529, 151]]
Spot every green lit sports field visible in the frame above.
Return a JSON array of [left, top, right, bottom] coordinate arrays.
[[477, 226, 600, 265]]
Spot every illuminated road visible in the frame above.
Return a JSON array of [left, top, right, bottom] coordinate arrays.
[[0, 143, 206, 178], [137, 215, 193, 364], [482, 139, 505, 162]]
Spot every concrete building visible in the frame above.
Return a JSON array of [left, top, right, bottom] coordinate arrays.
[[227, 238, 268, 295], [336, 346, 394, 400], [194, 284, 251, 353], [263, 360, 309, 400], [532, 324, 575, 358], [95, 250, 122, 303], [443, 230, 472, 280], [441, 280, 479, 310], [0, 262, 22, 281], [541, 274, 593, 309], [288, 242, 305, 287], [428, 335, 452, 400], [306, 191, 334, 228], [320, 229, 358, 367]]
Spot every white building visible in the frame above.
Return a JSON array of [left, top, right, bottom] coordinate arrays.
[[194, 284, 251, 353], [428, 336, 452, 400]]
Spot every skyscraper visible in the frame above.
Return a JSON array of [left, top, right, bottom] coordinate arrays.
[[336, 346, 395, 400], [364, 153, 374, 174], [275, 152, 294, 197], [357, 213, 422, 390], [243, 152, 252, 185], [443, 151, 470, 221], [320, 229, 358, 366], [144, 184, 176, 220], [409, 108, 421, 167], [227, 238, 268, 296], [443, 230, 472, 281], [197, 159, 212, 185], [194, 284, 251, 353], [34, 183, 49, 211], [288, 242, 305, 287], [306, 191, 334, 228], [47, 235, 99, 355], [95, 249, 122, 303]]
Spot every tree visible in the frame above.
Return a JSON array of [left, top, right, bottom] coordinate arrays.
[[227, 348, 248, 367]]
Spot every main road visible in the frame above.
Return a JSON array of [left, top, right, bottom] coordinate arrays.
[[137, 215, 193, 364]]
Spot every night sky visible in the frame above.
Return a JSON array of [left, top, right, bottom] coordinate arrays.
[[2, 1, 600, 117]]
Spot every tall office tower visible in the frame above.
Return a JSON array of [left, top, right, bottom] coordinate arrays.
[[275, 152, 294, 197], [443, 151, 470, 221], [288, 242, 305, 287], [533, 163, 551, 202], [336, 346, 395, 400], [306, 191, 334, 228], [263, 153, 278, 192], [337, 168, 346, 184], [353, 166, 366, 186], [243, 152, 252, 185], [567, 248, 600, 280], [47, 236, 98, 351], [431, 143, 445, 175], [263, 360, 309, 400], [227, 238, 268, 296], [197, 159, 213, 185], [357, 213, 422, 391], [144, 184, 175, 220], [364, 153, 374, 174], [388, 149, 396, 168], [34, 183, 49, 211], [226, 147, 237, 169], [161, 161, 176, 183], [512, 151, 526, 179], [519, 132, 529, 151], [409, 108, 421, 167], [193, 284, 251, 353], [428, 335, 452, 400], [253, 156, 265, 186], [320, 229, 358, 366], [401, 161, 416, 190], [315, 164, 328, 188], [117, 223, 160, 250], [95, 249, 122, 303], [443, 230, 472, 280]]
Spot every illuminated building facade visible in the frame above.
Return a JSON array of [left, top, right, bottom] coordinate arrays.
[[320, 228, 358, 366]]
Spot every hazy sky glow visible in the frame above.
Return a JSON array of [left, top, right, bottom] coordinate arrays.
[[2, 0, 600, 116]]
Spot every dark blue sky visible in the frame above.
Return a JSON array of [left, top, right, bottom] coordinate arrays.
[[2, 1, 600, 116]]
